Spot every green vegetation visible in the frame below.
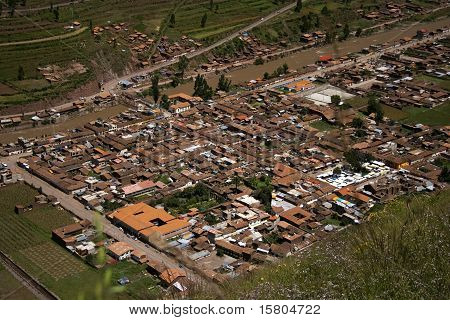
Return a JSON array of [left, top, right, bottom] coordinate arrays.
[[0, 263, 37, 300], [347, 96, 368, 109], [195, 190, 450, 299], [382, 101, 450, 127], [217, 73, 232, 92], [263, 63, 289, 80], [309, 120, 336, 131], [366, 95, 384, 123], [245, 175, 273, 212], [402, 101, 450, 127], [193, 74, 213, 100], [1, 0, 284, 107], [0, 183, 159, 299], [165, 0, 284, 41], [153, 183, 222, 215], [344, 149, 373, 173]]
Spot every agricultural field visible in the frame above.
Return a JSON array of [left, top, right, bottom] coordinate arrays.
[[0, 0, 287, 108], [0, 264, 37, 300], [249, 0, 444, 44], [166, 0, 284, 42], [0, 183, 160, 299]]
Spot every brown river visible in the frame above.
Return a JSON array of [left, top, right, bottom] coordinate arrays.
[[164, 17, 450, 96]]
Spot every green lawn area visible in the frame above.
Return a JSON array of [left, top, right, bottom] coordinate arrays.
[[0, 264, 37, 300], [381, 101, 450, 127], [347, 96, 369, 109], [402, 101, 450, 127], [310, 120, 336, 131], [0, 183, 160, 299], [153, 183, 222, 215], [381, 104, 408, 121]]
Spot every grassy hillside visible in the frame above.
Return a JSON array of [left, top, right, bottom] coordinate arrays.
[[194, 189, 450, 299]]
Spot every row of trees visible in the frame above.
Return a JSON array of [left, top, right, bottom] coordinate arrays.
[[263, 63, 289, 80]]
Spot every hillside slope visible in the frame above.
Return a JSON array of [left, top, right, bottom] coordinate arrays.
[[195, 190, 450, 299]]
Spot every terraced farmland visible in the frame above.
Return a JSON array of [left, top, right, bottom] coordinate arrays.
[[0, 183, 160, 299], [0, 0, 287, 108]]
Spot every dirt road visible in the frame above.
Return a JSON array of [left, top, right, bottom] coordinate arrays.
[[0, 27, 88, 47]]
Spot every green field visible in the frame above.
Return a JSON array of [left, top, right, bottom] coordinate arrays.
[[309, 119, 336, 131], [0, 0, 286, 107], [166, 0, 282, 41], [0, 264, 37, 300], [0, 183, 160, 299], [381, 101, 450, 127], [192, 190, 450, 299]]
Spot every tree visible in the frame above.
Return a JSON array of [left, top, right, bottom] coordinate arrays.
[[438, 167, 450, 183], [151, 74, 160, 104], [375, 110, 384, 124], [254, 57, 264, 65], [331, 95, 341, 106], [321, 5, 330, 15], [201, 13, 207, 28], [342, 23, 350, 40], [367, 95, 380, 114], [160, 94, 170, 109], [295, 0, 302, 12], [89, 19, 93, 31], [193, 74, 213, 100], [177, 55, 189, 79], [53, 7, 59, 22], [17, 65, 24, 80], [282, 63, 289, 74], [333, 167, 342, 175], [209, 0, 214, 10], [217, 74, 231, 92], [351, 117, 364, 129], [355, 27, 362, 37], [7, 0, 17, 16], [253, 182, 273, 213], [263, 72, 269, 80], [367, 95, 384, 123], [169, 13, 175, 27], [171, 76, 180, 88], [325, 28, 336, 44], [344, 149, 372, 173], [232, 172, 240, 191]]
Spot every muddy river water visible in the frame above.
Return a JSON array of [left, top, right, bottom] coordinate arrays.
[[164, 17, 450, 96]]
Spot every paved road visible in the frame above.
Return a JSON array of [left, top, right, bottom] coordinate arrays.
[[0, 1, 298, 119], [2, 154, 200, 282]]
